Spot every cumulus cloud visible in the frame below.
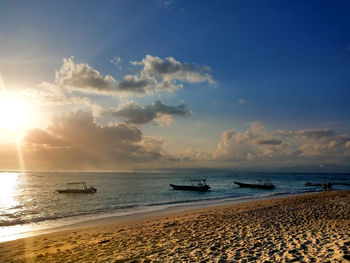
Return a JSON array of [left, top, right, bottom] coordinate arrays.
[[182, 123, 350, 165], [24, 81, 103, 121], [135, 55, 214, 83], [117, 74, 156, 94], [56, 57, 117, 94], [34, 81, 68, 104], [129, 55, 214, 93], [212, 123, 290, 162], [25, 128, 67, 148], [21, 111, 174, 170], [52, 55, 214, 96], [106, 100, 192, 126]]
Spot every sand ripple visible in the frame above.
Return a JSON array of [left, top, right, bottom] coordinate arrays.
[[0, 191, 349, 262]]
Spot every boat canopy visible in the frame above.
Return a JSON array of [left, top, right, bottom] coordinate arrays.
[[67, 182, 88, 189]]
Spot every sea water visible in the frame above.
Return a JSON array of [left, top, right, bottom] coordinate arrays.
[[0, 169, 349, 241]]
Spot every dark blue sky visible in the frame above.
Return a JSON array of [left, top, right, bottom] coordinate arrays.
[[2, 0, 349, 129]]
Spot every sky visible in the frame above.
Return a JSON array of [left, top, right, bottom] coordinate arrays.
[[0, 0, 350, 171]]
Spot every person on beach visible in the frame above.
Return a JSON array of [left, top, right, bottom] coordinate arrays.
[[327, 182, 332, 191], [322, 182, 332, 192]]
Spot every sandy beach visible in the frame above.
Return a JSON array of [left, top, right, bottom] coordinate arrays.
[[0, 190, 349, 263]]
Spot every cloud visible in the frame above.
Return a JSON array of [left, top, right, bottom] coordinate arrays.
[[106, 100, 192, 126], [294, 129, 335, 138], [270, 129, 350, 158], [132, 55, 215, 91], [110, 56, 122, 70], [182, 123, 350, 165], [163, 0, 175, 8], [8, 116, 350, 170], [117, 74, 156, 94], [256, 139, 282, 145], [124, 55, 214, 94], [56, 57, 117, 94], [24, 81, 104, 121], [21, 111, 174, 170], [24, 81, 68, 105], [274, 129, 335, 139], [53, 55, 214, 96], [25, 128, 68, 148]]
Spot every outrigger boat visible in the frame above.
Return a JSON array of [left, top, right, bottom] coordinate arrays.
[[234, 179, 276, 190], [169, 179, 211, 191], [56, 182, 97, 193]]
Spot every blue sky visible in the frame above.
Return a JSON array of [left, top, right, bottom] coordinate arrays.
[[1, 0, 350, 170]]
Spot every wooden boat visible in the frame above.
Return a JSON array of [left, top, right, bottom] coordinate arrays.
[[169, 179, 211, 191], [56, 182, 97, 193], [234, 179, 276, 190]]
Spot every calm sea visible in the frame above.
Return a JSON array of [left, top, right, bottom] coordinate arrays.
[[0, 170, 349, 241]]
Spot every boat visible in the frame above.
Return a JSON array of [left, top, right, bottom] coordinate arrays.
[[56, 182, 97, 193], [169, 179, 211, 191], [234, 179, 276, 190]]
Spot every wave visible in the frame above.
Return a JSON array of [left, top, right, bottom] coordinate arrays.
[[0, 203, 141, 227], [144, 188, 318, 208], [0, 188, 320, 228]]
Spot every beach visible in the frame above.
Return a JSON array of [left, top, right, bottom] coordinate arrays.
[[0, 190, 349, 263]]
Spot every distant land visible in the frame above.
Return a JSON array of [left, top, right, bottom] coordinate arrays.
[[158, 164, 350, 174]]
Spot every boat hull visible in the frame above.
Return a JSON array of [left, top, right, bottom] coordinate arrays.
[[56, 188, 97, 193], [234, 181, 275, 190], [169, 184, 210, 191]]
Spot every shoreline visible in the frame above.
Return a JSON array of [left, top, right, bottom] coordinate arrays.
[[1, 190, 349, 262], [0, 189, 319, 243]]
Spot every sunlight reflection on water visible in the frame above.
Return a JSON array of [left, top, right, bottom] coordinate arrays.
[[0, 172, 26, 240], [0, 172, 20, 211]]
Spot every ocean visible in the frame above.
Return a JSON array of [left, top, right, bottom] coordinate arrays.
[[1, 169, 349, 242]]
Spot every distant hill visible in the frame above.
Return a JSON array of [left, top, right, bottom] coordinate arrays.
[[252, 164, 350, 173]]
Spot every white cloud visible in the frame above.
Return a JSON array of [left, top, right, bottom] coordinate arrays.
[[56, 57, 117, 94], [128, 55, 215, 94], [49, 55, 214, 96], [139, 55, 214, 84], [182, 123, 350, 165], [110, 56, 122, 70]]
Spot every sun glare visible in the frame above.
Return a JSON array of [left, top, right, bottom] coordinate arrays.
[[0, 94, 31, 141]]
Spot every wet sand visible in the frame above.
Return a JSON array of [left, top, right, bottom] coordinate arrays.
[[0, 190, 349, 262]]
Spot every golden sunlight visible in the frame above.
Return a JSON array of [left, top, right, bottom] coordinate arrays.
[[0, 94, 31, 141], [0, 172, 20, 211]]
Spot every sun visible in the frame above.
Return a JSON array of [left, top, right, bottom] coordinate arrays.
[[0, 94, 31, 141]]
